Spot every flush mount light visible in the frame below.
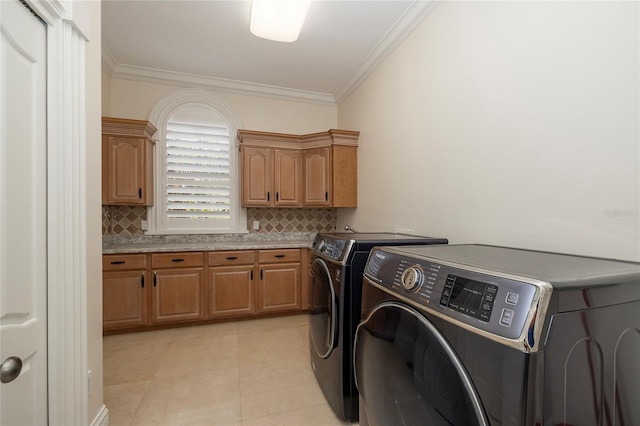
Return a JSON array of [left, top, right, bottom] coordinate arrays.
[[250, 0, 311, 43]]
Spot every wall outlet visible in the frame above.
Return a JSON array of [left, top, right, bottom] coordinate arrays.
[[252, 220, 260, 230], [394, 228, 415, 235], [141, 220, 148, 231]]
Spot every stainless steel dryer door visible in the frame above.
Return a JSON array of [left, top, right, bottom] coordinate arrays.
[[309, 257, 338, 359], [354, 301, 489, 426]]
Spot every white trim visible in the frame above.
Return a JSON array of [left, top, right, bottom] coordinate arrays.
[[109, 62, 336, 105], [90, 404, 109, 426], [334, 0, 441, 104], [147, 88, 247, 234], [26, 0, 89, 424]]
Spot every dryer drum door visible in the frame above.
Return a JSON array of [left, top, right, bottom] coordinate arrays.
[[309, 258, 338, 359], [354, 301, 489, 426]]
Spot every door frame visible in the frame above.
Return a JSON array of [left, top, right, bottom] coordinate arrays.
[[22, 1, 96, 424]]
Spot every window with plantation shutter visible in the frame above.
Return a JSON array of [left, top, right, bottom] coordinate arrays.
[[165, 121, 231, 220], [147, 92, 245, 234]]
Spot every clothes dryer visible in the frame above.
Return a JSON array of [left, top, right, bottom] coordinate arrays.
[[355, 244, 640, 425]]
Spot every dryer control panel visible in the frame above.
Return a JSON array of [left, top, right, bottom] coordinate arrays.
[[363, 248, 541, 341]]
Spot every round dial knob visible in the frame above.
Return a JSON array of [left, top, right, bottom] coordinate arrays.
[[401, 266, 424, 292]]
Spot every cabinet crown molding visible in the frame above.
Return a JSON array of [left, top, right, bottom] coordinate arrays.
[[238, 129, 359, 149], [102, 117, 158, 141]]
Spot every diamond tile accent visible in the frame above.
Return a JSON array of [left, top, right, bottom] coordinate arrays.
[[102, 206, 147, 236], [103, 206, 337, 235], [246, 208, 337, 233]]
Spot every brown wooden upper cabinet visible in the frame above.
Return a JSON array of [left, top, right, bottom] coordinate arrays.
[[238, 129, 358, 208], [241, 146, 303, 207], [102, 117, 157, 206]]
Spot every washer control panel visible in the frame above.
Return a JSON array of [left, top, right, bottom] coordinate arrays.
[[311, 235, 351, 263], [364, 248, 539, 340]]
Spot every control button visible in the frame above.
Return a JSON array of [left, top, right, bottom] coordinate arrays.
[[506, 292, 519, 305], [485, 285, 498, 294], [401, 267, 424, 292], [499, 308, 515, 327], [481, 302, 493, 311]]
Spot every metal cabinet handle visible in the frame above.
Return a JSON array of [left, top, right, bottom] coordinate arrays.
[[276, 192, 279, 201], [138, 188, 142, 199], [267, 192, 270, 202], [260, 269, 263, 280], [153, 272, 157, 287], [171, 258, 185, 263], [110, 260, 126, 265], [141, 273, 145, 288], [226, 256, 238, 260], [250, 270, 254, 280], [275, 254, 285, 258], [1, 356, 22, 384], [325, 192, 328, 202]]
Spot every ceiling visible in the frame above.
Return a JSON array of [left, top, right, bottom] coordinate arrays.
[[101, 0, 438, 103]]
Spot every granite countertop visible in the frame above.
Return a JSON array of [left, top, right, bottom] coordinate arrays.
[[103, 232, 316, 254]]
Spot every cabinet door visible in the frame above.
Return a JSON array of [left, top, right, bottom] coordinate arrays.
[[103, 270, 147, 329], [152, 268, 204, 323], [208, 266, 255, 318], [258, 263, 301, 313], [274, 149, 302, 206], [303, 147, 331, 206], [103, 136, 149, 205], [242, 146, 273, 206]]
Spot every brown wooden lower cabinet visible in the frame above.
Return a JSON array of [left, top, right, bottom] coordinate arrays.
[[102, 254, 148, 330], [152, 268, 204, 323], [258, 263, 300, 313], [208, 266, 255, 318], [102, 248, 306, 333], [103, 270, 147, 329]]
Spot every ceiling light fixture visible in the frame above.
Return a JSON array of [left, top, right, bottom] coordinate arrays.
[[250, 0, 311, 43]]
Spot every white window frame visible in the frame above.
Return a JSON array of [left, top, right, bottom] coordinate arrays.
[[147, 88, 246, 234]]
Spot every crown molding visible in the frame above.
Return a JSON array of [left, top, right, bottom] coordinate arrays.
[[102, 56, 336, 105], [334, 0, 440, 104]]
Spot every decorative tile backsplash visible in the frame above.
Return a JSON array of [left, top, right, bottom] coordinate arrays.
[[102, 206, 337, 235]]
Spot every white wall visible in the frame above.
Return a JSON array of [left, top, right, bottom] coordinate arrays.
[[101, 67, 111, 117], [338, 1, 640, 261], [85, 0, 104, 422], [108, 79, 338, 134]]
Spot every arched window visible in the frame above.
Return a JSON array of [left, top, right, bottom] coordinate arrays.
[[148, 89, 245, 233]]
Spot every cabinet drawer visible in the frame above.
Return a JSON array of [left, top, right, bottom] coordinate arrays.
[[208, 250, 255, 267], [103, 254, 147, 271], [258, 249, 301, 264], [151, 252, 204, 268]]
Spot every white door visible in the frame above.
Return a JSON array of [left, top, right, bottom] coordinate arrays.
[[0, 1, 48, 424]]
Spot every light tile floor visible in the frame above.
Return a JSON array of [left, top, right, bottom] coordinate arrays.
[[103, 314, 355, 426]]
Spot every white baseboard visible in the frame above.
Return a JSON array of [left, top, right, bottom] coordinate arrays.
[[90, 405, 109, 426]]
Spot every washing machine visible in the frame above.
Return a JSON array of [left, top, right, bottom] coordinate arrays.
[[308, 232, 448, 421], [354, 244, 640, 425]]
